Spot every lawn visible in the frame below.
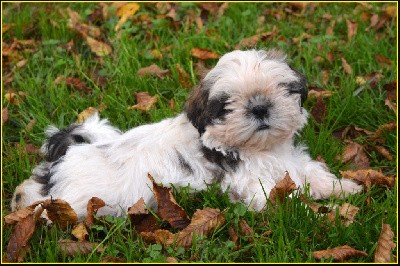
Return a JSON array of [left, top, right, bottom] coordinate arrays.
[[1, 2, 397, 263]]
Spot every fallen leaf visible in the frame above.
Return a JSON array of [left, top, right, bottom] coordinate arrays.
[[86, 36, 112, 57], [235, 27, 278, 49], [346, 19, 358, 41], [140, 229, 176, 246], [337, 203, 359, 227], [128, 92, 158, 112], [176, 208, 225, 248], [340, 169, 395, 187], [313, 245, 367, 261], [292, 32, 312, 44], [115, 3, 140, 31], [269, 172, 297, 205], [374, 223, 396, 262], [148, 174, 190, 230], [341, 58, 352, 75], [58, 239, 103, 257], [3, 23, 15, 34], [166, 257, 178, 263], [308, 89, 333, 99], [168, 99, 176, 110], [191, 48, 219, 60], [2, 107, 9, 126], [338, 142, 370, 169], [373, 145, 393, 161], [137, 64, 169, 79], [385, 5, 397, 18], [310, 96, 327, 124], [71, 222, 89, 241], [228, 225, 239, 246], [176, 64, 192, 89], [4, 92, 21, 106], [239, 219, 254, 242], [384, 98, 396, 114], [374, 54, 392, 66], [42, 199, 78, 229], [299, 194, 330, 214], [321, 70, 330, 86], [127, 197, 149, 225], [101, 256, 127, 263], [6, 206, 44, 262], [65, 77, 91, 93], [133, 214, 161, 233], [373, 122, 397, 141], [66, 8, 101, 39], [77, 107, 98, 123], [85, 197, 105, 228]]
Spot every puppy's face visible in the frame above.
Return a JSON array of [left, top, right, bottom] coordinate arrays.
[[185, 49, 308, 153]]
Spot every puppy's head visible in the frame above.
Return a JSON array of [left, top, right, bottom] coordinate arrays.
[[185, 49, 308, 153]]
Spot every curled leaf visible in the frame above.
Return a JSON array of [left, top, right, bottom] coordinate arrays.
[[341, 58, 352, 75], [128, 92, 158, 112], [85, 197, 105, 228], [86, 36, 112, 57], [374, 223, 396, 262], [340, 169, 395, 187], [176, 208, 225, 249], [148, 174, 190, 229], [338, 142, 370, 170], [191, 48, 219, 60], [269, 171, 297, 205], [42, 199, 78, 229], [71, 222, 89, 241], [140, 229, 175, 247], [313, 245, 367, 261], [137, 64, 169, 79]]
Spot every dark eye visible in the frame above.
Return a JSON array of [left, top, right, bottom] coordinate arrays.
[[208, 94, 231, 119]]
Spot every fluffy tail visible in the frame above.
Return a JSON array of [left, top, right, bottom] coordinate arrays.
[[41, 113, 121, 162]]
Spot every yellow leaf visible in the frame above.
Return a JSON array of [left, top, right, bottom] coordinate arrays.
[[115, 3, 140, 31], [77, 107, 98, 123]]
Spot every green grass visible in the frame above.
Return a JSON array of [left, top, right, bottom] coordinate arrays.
[[2, 2, 397, 263]]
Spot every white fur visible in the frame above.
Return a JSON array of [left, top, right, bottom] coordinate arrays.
[[11, 49, 362, 219]]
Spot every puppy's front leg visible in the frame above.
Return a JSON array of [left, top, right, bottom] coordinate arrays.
[[302, 161, 362, 199]]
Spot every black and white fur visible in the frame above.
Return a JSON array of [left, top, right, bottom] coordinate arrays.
[[11, 49, 362, 219]]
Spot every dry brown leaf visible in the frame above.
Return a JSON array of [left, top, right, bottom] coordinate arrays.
[[374, 54, 392, 66], [346, 19, 358, 41], [137, 64, 169, 79], [239, 219, 254, 242], [4, 92, 21, 106], [66, 8, 101, 39], [310, 96, 327, 124], [2, 106, 9, 126], [341, 58, 352, 75], [338, 203, 359, 227], [140, 229, 176, 247], [101, 256, 127, 263], [308, 89, 333, 99], [321, 70, 330, 86], [340, 169, 395, 187], [191, 48, 219, 60], [235, 27, 278, 49], [384, 98, 396, 114], [6, 206, 44, 262], [127, 197, 149, 225], [176, 208, 225, 249], [373, 122, 397, 140], [338, 142, 370, 169], [292, 32, 312, 44], [313, 245, 367, 261], [166, 257, 178, 263], [176, 64, 192, 89], [85, 197, 105, 228], [228, 225, 239, 245], [58, 239, 103, 257], [148, 174, 190, 229], [374, 223, 396, 262], [269, 172, 297, 205], [4, 201, 43, 225], [385, 5, 397, 18], [128, 92, 158, 111], [42, 199, 78, 229], [64, 77, 90, 93], [373, 145, 393, 161], [133, 214, 161, 233], [115, 3, 140, 31], [86, 36, 112, 57], [72, 222, 89, 241]]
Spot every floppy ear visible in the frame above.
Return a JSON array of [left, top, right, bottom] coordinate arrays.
[[184, 81, 211, 135], [287, 66, 308, 107]]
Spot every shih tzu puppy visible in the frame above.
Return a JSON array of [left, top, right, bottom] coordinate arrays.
[[11, 49, 362, 219]]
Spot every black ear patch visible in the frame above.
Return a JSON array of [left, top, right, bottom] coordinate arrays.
[[184, 81, 211, 135], [207, 93, 231, 121], [285, 66, 308, 107]]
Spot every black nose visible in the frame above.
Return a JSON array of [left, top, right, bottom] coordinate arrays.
[[252, 105, 270, 119]]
